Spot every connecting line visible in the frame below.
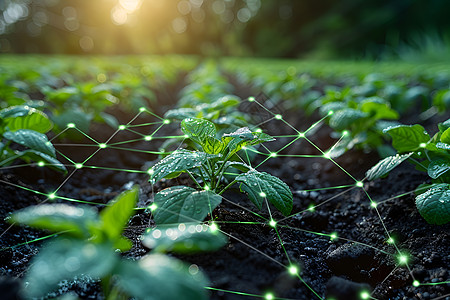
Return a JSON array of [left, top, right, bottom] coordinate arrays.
[[0, 232, 64, 251], [204, 287, 296, 300], [375, 184, 436, 205], [220, 194, 267, 221]]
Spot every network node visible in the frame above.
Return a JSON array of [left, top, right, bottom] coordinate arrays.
[[328, 110, 334, 116], [360, 291, 370, 299], [370, 201, 377, 208], [248, 96, 255, 102], [48, 193, 56, 200], [144, 135, 153, 141], [269, 219, 277, 228], [323, 152, 331, 159], [147, 168, 154, 175], [139, 107, 146, 112], [269, 152, 277, 158], [398, 254, 408, 265], [37, 161, 45, 167], [75, 163, 83, 169], [209, 222, 218, 232], [67, 123, 76, 128], [275, 114, 282, 120], [288, 265, 299, 275], [264, 293, 274, 300], [356, 181, 364, 187], [204, 185, 210, 191], [387, 237, 395, 244], [412, 280, 420, 287], [118, 125, 126, 130], [308, 204, 315, 212], [342, 130, 349, 136], [330, 232, 338, 241], [99, 143, 107, 149], [419, 143, 427, 148], [163, 119, 171, 124], [148, 203, 157, 211], [259, 192, 266, 198], [298, 132, 305, 138], [255, 128, 262, 133]]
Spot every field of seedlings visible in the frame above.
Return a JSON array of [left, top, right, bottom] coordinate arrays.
[[0, 55, 449, 300]]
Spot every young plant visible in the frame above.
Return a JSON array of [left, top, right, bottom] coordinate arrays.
[[366, 119, 450, 225], [0, 105, 66, 173], [10, 186, 223, 299], [149, 118, 293, 225]]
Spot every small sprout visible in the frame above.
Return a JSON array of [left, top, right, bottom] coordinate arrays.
[[67, 123, 76, 128], [413, 280, 420, 287], [163, 119, 170, 124], [118, 125, 126, 130], [48, 193, 56, 200], [360, 291, 370, 299], [37, 161, 45, 167], [259, 192, 266, 198], [274, 114, 282, 120], [330, 232, 338, 241], [269, 152, 277, 158], [264, 293, 274, 300], [99, 143, 107, 149], [248, 96, 255, 102], [75, 163, 83, 169], [288, 265, 299, 276], [269, 219, 277, 228], [144, 135, 153, 141]]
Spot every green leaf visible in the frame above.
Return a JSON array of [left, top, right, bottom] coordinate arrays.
[[428, 159, 450, 179], [225, 161, 251, 172], [25, 238, 118, 297], [360, 102, 399, 120], [436, 142, 450, 150], [235, 170, 293, 216], [181, 118, 216, 146], [16, 150, 67, 174], [142, 223, 227, 253], [149, 149, 217, 183], [366, 153, 412, 180], [222, 128, 274, 155], [328, 109, 368, 131], [99, 186, 138, 251], [415, 184, 450, 225], [203, 136, 225, 154], [0, 105, 52, 133], [3, 129, 56, 157], [441, 128, 450, 144], [52, 109, 92, 133], [384, 124, 430, 152], [116, 254, 208, 300], [164, 108, 197, 120], [153, 186, 221, 225], [100, 112, 119, 129], [10, 204, 98, 238], [438, 119, 450, 132]]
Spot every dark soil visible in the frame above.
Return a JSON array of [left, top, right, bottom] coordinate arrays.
[[1, 85, 449, 300]]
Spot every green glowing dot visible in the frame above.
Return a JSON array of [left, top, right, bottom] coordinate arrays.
[[398, 254, 408, 265], [413, 280, 420, 287], [48, 193, 56, 200], [328, 110, 334, 116], [118, 125, 126, 130], [342, 130, 349, 136], [149, 203, 157, 211], [37, 161, 45, 167], [419, 143, 427, 148], [265, 293, 274, 300], [330, 232, 338, 240], [275, 114, 282, 120], [209, 222, 218, 232], [248, 96, 255, 102], [139, 107, 146, 112], [255, 128, 262, 133], [75, 163, 83, 169], [147, 168, 154, 175], [360, 291, 370, 299], [387, 237, 395, 244], [356, 181, 364, 188], [184, 134, 189, 138], [308, 204, 315, 212], [298, 132, 305, 138], [242, 146, 247, 150], [259, 192, 266, 197], [45, 142, 51, 146], [67, 123, 76, 128], [204, 185, 210, 191], [269, 219, 277, 228], [370, 201, 377, 208], [288, 265, 298, 275], [144, 135, 153, 141], [163, 119, 170, 124], [99, 143, 107, 149], [269, 152, 277, 157], [323, 152, 331, 159]]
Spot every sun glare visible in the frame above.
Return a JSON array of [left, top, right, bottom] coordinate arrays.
[[111, 0, 142, 25]]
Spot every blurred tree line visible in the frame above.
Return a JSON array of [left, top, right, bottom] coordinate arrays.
[[1, 0, 450, 59]]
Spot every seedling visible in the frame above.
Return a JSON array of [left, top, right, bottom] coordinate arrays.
[[366, 119, 450, 225], [0, 105, 66, 173], [149, 118, 293, 225], [10, 186, 222, 299]]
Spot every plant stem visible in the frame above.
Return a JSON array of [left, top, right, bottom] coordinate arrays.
[[187, 170, 202, 189], [218, 179, 237, 195]]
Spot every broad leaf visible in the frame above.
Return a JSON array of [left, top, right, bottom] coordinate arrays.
[[164, 108, 197, 120], [142, 223, 227, 253], [1, 105, 52, 133], [19, 150, 67, 173], [360, 102, 399, 120], [153, 186, 221, 224], [366, 153, 412, 180], [149, 150, 216, 183], [235, 170, 293, 216], [25, 238, 117, 297], [441, 127, 450, 144], [116, 254, 208, 300], [436, 142, 450, 150], [428, 159, 450, 179], [3, 129, 56, 157], [222, 128, 274, 155], [384, 124, 430, 152], [181, 118, 216, 146], [99, 186, 138, 251], [10, 204, 98, 238], [203, 136, 225, 154], [415, 184, 450, 225], [328, 109, 368, 131]]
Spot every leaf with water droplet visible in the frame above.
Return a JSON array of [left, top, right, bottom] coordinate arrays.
[[428, 158, 450, 179], [384, 124, 430, 153], [366, 153, 412, 180], [415, 184, 450, 225]]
